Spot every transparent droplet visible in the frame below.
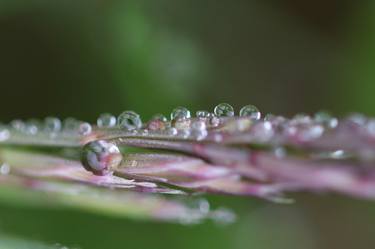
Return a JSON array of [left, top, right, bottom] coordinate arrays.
[[166, 127, 178, 136], [10, 119, 25, 131], [118, 111, 142, 130], [97, 113, 116, 128], [291, 113, 312, 125], [0, 163, 10, 175], [251, 121, 274, 142], [0, 124, 10, 142], [209, 116, 220, 127], [81, 140, 122, 176], [25, 119, 41, 135], [78, 122, 92, 136], [314, 111, 338, 129], [191, 120, 208, 140], [196, 110, 210, 119], [44, 117, 61, 133], [239, 105, 261, 120], [366, 119, 375, 137], [178, 129, 191, 138], [63, 118, 80, 132], [171, 107, 191, 120], [152, 113, 168, 122], [214, 103, 234, 117]]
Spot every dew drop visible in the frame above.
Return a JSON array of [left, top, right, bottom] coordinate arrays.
[[118, 111, 142, 130], [97, 113, 116, 128], [0, 163, 10, 175], [81, 140, 122, 176], [78, 122, 92, 136], [152, 113, 168, 122], [314, 111, 338, 129], [25, 119, 40, 135], [0, 124, 10, 142], [10, 119, 25, 131], [171, 107, 191, 120], [44, 117, 62, 133], [191, 120, 208, 140], [214, 103, 234, 117], [196, 110, 210, 119], [166, 127, 178, 136], [63, 118, 80, 132], [239, 105, 261, 120]]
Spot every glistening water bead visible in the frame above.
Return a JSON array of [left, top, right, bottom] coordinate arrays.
[[171, 107, 191, 120], [239, 105, 261, 120], [81, 140, 123, 176], [118, 111, 142, 130], [97, 113, 117, 128], [214, 103, 234, 117]]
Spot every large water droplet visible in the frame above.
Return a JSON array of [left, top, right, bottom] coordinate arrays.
[[239, 105, 261, 120], [214, 103, 234, 117], [44, 117, 62, 133], [118, 111, 142, 130], [81, 140, 122, 176], [97, 113, 116, 128], [171, 107, 191, 120], [78, 122, 92, 135]]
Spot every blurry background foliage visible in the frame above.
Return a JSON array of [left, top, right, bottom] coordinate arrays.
[[0, 1, 375, 249]]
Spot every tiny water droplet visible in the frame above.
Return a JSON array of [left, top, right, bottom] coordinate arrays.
[[25, 119, 40, 135], [78, 122, 92, 136], [196, 110, 210, 119], [171, 107, 191, 120], [97, 113, 116, 128], [10, 119, 25, 131], [314, 111, 338, 129], [63, 118, 80, 132], [118, 111, 142, 130], [239, 105, 261, 120], [214, 103, 234, 117], [0, 124, 10, 141], [152, 113, 168, 122], [44, 117, 62, 133], [191, 120, 208, 140], [0, 163, 10, 175], [81, 140, 122, 176], [166, 127, 178, 135], [252, 121, 274, 142]]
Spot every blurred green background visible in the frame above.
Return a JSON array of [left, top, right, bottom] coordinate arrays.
[[0, 1, 375, 248]]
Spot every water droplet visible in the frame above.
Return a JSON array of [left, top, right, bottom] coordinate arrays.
[[178, 129, 191, 138], [239, 105, 261, 120], [273, 147, 286, 158], [171, 107, 191, 120], [166, 127, 178, 135], [118, 111, 142, 130], [0, 124, 10, 141], [0, 163, 10, 175], [196, 110, 210, 119], [191, 120, 208, 140], [152, 113, 168, 122], [44, 117, 62, 133], [209, 116, 220, 127], [251, 121, 274, 142], [173, 118, 191, 130], [63, 118, 80, 132], [78, 122, 92, 136], [97, 113, 116, 128], [10, 120, 25, 131], [81, 140, 122, 176], [25, 119, 40, 135], [214, 103, 234, 117], [314, 111, 338, 129], [366, 119, 375, 137]]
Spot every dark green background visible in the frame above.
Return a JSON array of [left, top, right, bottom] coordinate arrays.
[[0, 1, 374, 248]]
